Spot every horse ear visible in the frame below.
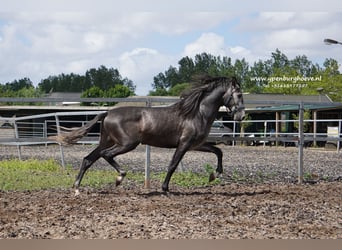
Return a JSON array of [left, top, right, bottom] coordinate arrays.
[[231, 76, 239, 88]]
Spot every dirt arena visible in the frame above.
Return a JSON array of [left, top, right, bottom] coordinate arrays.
[[0, 182, 341, 239], [0, 145, 341, 239]]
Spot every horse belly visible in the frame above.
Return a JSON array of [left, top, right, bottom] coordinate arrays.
[[141, 131, 179, 148]]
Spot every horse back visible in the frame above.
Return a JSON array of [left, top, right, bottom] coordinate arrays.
[[103, 106, 184, 148]]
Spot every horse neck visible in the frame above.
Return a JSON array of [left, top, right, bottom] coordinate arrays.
[[199, 87, 225, 122]]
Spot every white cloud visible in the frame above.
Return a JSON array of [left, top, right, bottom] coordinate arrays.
[[1, 9, 342, 96], [118, 48, 174, 95], [240, 12, 333, 31], [3, 0, 342, 12], [183, 33, 227, 57], [83, 32, 106, 53], [261, 29, 316, 49], [238, 12, 342, 62], [0, 11, 233, 94], [183, 32, 253, 62]]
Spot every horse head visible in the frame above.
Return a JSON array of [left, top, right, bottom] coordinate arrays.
[[223, 77, 245, 121]]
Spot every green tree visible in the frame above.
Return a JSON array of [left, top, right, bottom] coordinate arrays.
[[85, 65, 131, 91], [106, 85, 133, 98], [233, 58, 250, 89], [248, 60, 271, 92], [81, 86, 104, 105], [270, 49, 289, 70], [105, 84, 134, 105], [168, 83, 190, 96], [148, 88, 169, 96], [152, 66, 180, 90], [4, 78, 33, 92], [178, 56, 195, 82], [292, 110, 311, 132], [290, 55, 320, 77], [301, 58, 342, 101], [38, 74, 86, 93], [151, 53, 238, 95], [38, 65, 135, 94], [153, 50, 342, 99]]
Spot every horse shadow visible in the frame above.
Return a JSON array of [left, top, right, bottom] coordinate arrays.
[[139, 189, 274, 198]]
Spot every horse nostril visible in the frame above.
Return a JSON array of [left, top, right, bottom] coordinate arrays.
[[234, 113, 245, 122]]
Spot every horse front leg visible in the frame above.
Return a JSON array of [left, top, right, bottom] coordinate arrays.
[[193, 143, 223, 182], [162, 146, 189, 192]]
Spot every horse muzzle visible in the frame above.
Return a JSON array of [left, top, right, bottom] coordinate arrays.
[[233, 106, 245, 122], [234, 112, 245, 122]]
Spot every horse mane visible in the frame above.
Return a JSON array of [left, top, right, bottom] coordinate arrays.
[[173, 75, 238, 118]]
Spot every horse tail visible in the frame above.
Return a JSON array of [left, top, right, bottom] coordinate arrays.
[[49, 112, 108, 145]]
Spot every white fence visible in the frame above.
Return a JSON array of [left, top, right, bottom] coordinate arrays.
[[0, 111, 105, 167], [2, 112, 341, 150], [213, 119, 341, 150], [1, 111, 342, 186]]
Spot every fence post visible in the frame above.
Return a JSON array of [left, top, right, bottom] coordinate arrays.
[[298, 102, 304, 184], [338, 120, 341, 152], [263, 121, 267, 147], [313, 111, 318, 147], [13, 120, 22, 160], [145, 99, 152, 189], [55, 114, 65, 169], [232, 121, 236, 146]]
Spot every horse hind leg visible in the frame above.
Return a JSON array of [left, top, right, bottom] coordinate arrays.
[[102, 155, 127, 186], [74, 146, 102, 196], [101, 143, 139, 187]]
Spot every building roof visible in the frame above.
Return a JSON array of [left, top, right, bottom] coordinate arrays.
[[243, 93, 331, 103], [242, 93, 339, 111], [39, 92, 342, 112], [45, 92, 82, 99], [252, 104, 342, 112]]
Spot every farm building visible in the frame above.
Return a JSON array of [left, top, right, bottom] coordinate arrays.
[[1, 93, 341, 148]]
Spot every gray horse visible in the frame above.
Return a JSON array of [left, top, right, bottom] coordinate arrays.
[[53, 76, 245, 193]]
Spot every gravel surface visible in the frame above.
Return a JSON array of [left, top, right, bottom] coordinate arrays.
[[0, 182, 341, 239], [1, 144, 341, 239], [1, 144, 341, 183]]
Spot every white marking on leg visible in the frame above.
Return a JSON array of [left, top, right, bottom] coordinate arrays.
[[75, 189, 80, 196]]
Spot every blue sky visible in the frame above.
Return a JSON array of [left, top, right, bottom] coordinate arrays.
[[1, 1, 342, 95]]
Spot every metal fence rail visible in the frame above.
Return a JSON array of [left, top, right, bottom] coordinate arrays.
[[1, 97, 342, 185], [0, 111, 105, 166], [214, 118, 342, 150]]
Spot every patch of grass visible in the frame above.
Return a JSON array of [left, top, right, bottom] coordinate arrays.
[[231, 169, 247, 182], [303, 171, 320, 183], [254, 170, 277, 183], [0, 159, 115, 191], [151, 171, 221, 188], [0, 160, 221, 191]]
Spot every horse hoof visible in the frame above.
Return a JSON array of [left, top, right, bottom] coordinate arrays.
[[115, 175, 124, 186], [161, 185, 169, 193], [74, 189, 80, 197], [209, 172, 217, 182]]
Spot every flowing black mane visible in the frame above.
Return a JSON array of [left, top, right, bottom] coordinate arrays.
[[173, 76, 239, 118]]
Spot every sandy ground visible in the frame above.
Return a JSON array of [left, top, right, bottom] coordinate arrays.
[[0, 144, 341, 239]]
